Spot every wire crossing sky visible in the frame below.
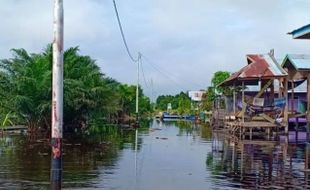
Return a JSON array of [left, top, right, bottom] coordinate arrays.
[[112, 0, 139, 63]]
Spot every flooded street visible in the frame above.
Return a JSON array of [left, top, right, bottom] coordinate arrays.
[[0, 121, 310, 189]]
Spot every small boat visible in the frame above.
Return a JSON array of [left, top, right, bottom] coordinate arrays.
[[161, 112, 182, 121], [183, 115, 196, 121]]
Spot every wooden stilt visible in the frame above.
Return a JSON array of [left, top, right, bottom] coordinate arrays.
[[284, 77, 289, 134], [306, 143, 310, 170], [233, 83, 236, 115], [250, 128, 253, 140], [307, 74, 310, 140], [242, 81, 245, 124]]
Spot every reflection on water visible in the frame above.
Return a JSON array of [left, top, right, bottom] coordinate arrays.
[[0, 121, 309, 189], [209, 132, 310, 189]]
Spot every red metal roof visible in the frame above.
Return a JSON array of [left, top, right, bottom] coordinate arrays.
[[247, 54, 261, 64], [220, 53, 287, 86]]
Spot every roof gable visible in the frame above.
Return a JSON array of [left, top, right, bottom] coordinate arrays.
[[282, 54, 310, 70], [288, 24, 310, 39], [220, 53, 287, 87]]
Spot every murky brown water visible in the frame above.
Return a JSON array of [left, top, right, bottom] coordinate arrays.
[[0, 120, 309, 189]]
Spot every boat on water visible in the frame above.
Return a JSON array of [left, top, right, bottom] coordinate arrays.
[[162, 112, 182, 121], [183, 115, 196, 121], [161, 112, 197, 121]]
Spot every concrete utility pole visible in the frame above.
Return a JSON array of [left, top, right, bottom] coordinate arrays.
[[135, 53, 141, 128], [51, 0, 64, 189]]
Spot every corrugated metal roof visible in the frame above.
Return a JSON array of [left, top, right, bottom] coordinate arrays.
[[247, 54, 287, 76], [283, 54, 310, 70], [247, 54, 261, 64], [220, 53, 287, 86], [288, 24, 310, 39]]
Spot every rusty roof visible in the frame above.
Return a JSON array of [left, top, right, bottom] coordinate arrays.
[[220, 53, 287, 86]]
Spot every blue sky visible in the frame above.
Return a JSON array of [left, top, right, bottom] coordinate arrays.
[[1, 0, 310, 99]]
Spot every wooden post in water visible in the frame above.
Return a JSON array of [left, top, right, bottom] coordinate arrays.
[[307, 74, 310, 140], [305, 143, 310, 170], [240, 142, 244, 180], [270, 80, 274, 104], [233, 83, 236, 115], [242, 81, 245, 123], [284, 77, 289, 134], [51, 0, 64, 189]]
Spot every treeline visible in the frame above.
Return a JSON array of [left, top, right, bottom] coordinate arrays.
[[155, 71, 231, 113], [0, 45, 152, 133], [156, 92, 192, 114]]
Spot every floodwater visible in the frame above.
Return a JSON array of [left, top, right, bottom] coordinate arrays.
[[0, 120, 310, 189]]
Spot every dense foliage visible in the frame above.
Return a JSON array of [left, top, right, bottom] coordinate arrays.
[[200, 71, 231, 111], [155, 71, 232, 113], [211, 71, 230, 94], [155, 91, 191, 114], [0, 46, 151, 132]]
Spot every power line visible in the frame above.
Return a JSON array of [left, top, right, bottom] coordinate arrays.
[[112, 0, 139, 62], [142, 54, 204, 90], [141, 54, 187, 91], [112, 0, 202, 94], [140, 59, 149, 88]]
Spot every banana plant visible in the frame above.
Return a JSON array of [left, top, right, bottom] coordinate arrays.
[[0, 112, 13, 136]]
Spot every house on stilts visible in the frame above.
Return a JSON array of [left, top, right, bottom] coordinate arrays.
[[216, 52, 289, 140], [287, 24, 310, 136]]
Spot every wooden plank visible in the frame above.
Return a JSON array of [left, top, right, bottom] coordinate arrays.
[[237, 140, 277, 146], [255, 79, 272, 98], [259, 113, 275, 123], [240, 121, 278, 128], [290, 113, 306, 118], [307, 74, 310, 139], [2, 125, 27, 131]]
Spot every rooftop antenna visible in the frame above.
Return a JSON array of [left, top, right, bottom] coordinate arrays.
[[269, 49, 275, 56]]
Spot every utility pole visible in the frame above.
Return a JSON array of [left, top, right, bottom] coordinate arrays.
[[135, 53, 141, 128], [151, 78, 155, 110], [51, 0, 64, 189]]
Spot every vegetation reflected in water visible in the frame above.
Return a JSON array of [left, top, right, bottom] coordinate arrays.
[[1, 121, 310, 189]]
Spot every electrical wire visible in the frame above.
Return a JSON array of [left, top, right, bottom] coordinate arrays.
[[141, 54, 188, 91], [140, 59, 149, 88], [141, 54, 203, 89], [112, 0, 139, 62], [112, 0, 202, 93]]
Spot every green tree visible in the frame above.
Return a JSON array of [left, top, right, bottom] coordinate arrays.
[[117, 84, 151, 121], [0, 48, 52, 130], [211, 71, 230, 95], [156, 95, 174, 111], [201, 87, 214, 111], [155, 92, 192, 114], [177, 92, 191, 114], [200, 71, 231, 111], [0, 46, 124, 132]]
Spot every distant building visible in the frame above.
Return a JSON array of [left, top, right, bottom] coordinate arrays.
[[188, 90, 205, 102], [167, 103, 172, 111]]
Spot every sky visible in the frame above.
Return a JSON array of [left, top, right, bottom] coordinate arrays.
[[1, 0, 310, 100]]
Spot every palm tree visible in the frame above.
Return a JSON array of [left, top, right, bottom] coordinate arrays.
[[0, 45, 152, 134], [0, 46, 121, 132]]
